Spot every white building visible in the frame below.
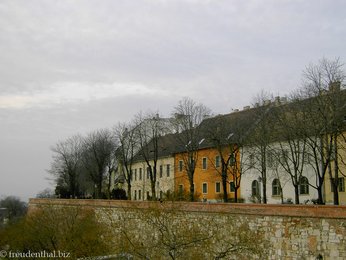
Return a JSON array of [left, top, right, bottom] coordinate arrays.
[[240, 143, 319, 204]]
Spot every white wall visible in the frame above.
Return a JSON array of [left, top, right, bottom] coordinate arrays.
[[240, 144, 319, 204]]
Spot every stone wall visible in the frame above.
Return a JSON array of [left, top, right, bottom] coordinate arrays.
[[28, 199, 346, 259]]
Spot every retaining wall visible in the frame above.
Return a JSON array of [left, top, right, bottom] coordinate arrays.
[[28, 199, 346, 259]]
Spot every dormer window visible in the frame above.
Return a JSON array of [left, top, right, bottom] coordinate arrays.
[[227, 133, 234, 140]]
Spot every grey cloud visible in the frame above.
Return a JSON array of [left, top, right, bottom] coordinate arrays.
[[1, 0, 346, 200]]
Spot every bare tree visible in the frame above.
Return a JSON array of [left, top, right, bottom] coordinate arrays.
[[292, 88, 340, 205], [248, 91, 275, 204], [300, 57, 346, 205], [0, 196, 27, 222], [171, 97, 211, 201], [82, 129, 117, 199], [49, 135, 83, 198], [272, 99, 308, 204], [114, 121, 138, 200], [134, 111, 170, 200], [202, 110, 255, 202]]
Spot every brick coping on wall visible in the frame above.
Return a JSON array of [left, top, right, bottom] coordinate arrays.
[[28, 198, 346, 219]]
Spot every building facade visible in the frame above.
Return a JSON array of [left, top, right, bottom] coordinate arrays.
[[174, 147, 240, 202], [130, 156, 175, 201], [240, 144, 319, 204]]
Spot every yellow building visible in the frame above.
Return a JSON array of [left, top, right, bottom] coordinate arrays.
[[174, 146, 240, 202]]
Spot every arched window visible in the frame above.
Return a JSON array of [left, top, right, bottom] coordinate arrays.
[[272, 179, 281, 196], [251, 180, 259, 197], [299, 176, 309, 195]]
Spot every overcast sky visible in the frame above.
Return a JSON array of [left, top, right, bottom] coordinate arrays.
[[1, 0, 345, 201]]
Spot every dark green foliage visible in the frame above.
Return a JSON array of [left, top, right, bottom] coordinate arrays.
[[111, 188, 128, 200], [0, 196, 27, 222]]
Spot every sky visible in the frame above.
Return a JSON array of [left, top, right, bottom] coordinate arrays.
[[1, 0, 345, 202]]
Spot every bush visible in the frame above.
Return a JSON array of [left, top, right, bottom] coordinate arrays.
[[111, 188, 128, 200], [0, 196, 27, 222], [0, 205, 112, 259]]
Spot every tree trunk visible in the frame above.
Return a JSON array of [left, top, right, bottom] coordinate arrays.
[[333, 134, 339, 205], [333, 181, 339, 205], [317, 183, 324, 205], [189, 173, 195, 202], [234, 187, 238, 203], [280, 183, 284, 204], [294, 185, 300, 204], [262, 174, 267, 204], [107, 171, 112, 199], [127, 183, 132, 200], [151, 181, 156, 201], [98, 173, 103, 199], [222, 166, 228, 202], [69, 173, 77, 198]]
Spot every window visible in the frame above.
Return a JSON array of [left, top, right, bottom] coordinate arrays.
[[340, 178, 345, 192], [134, 169, 137, 181], [139, 168, 142, 180], [159, 165, 163, 178], [179, 160, 183, 171], [272, 179, 281, 196], [215, 155, 220, 168], [130, 169, 133, 180], [299, 176, 309, 195], [147, 191, 150, 200], [303, 153, 311, 164], [160, 191, 163, 199], [202, 157, 207, 170], [230, 181, 235, 192], [229, 154, 235, 166], [134, 190, 137, 200], [331, 177, 345, 192], [215, 182, 221, 193], [138, 190, 142, 200], [178, 184, 184, 195], [251, 180, 260, 197], [166, 164, 170, 177], [147, 166, 151, 179], [202, 183, 208, 194]]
